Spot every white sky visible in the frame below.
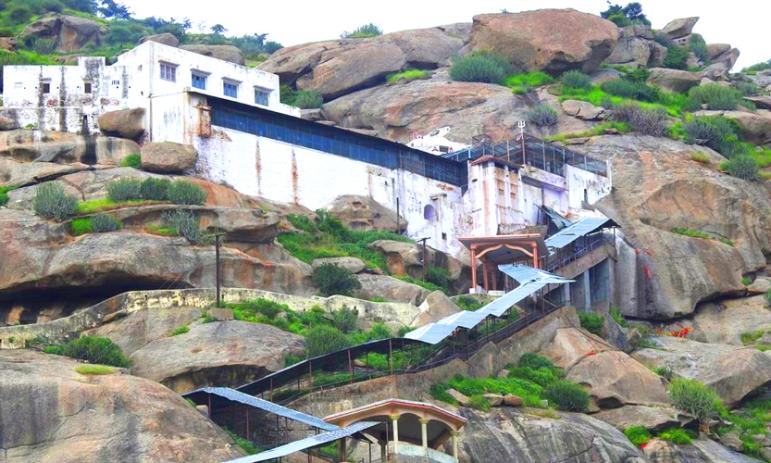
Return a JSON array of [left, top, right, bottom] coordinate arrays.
[[126, 0, 769, 70]]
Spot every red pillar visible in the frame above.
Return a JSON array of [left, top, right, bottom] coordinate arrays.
[[482, 260, 490, 292], [470, 246, 478, 292]]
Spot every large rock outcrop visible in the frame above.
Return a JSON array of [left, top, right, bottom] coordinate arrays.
[[259, 26, 466, 99], [0, 350, 242, 463], [459, 408, 645, 463], [140, 142, 198, 174], [693, 110, 771, 146], [129, 321, 305, 392], [98, 108, 146, 141], [22, 14, 103, 53], [0, 129, 140, 166], [646, 68, 702, 93], [606, 25, 666, 67], [468, 9, 619, 74], [583, 135, 771, 320], [327, 194, 406, 232], [179, 44, 245, 65], [661, 17, 699, 41], [633, 336, 771, 406], [322, 70, 529, 143], [643, 438, 762, 463]]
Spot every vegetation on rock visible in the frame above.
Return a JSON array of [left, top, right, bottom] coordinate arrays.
[[120, 153, 141, 168], [449, 51, 512, 84], [504, 71, 554, 94], [33, 182, 78, 221], [43, 335, 130, 367], [312, 263, 361, 297], [668, 378, 723, 430], [342, 23, 382, 39], [527, 104, 559, 127], [624, 425, 652, 447], [75, 364, 117, 375], [162, 209, 209, 244], [578, 312, 604, 336], [685, 84, 742, 111], [610, 103, 668, 137], [0, 185, 17, 206], [600, 2, 650, 26], [387, 69, 429, 85], [70, 213, 122, 235], [305, 325, 352, 357], [560, 70, 592, 90]]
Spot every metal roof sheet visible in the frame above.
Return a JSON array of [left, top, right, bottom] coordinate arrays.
[[184, 387, 339, 432], [222, 421, 380, 463], [544, 216, 614, 253], [404, 265, 572, 343], [541, 205, 572, 229]]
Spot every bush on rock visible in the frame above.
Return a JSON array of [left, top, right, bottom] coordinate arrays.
[[33, 183, 78, 221]]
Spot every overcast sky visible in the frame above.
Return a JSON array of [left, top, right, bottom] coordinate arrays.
[[127, 0, 768, 70]]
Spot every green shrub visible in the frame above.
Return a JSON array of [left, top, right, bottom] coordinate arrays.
[[653, 31, 673, 48], [455, 295, 485, 311], [734, 81, 762, 97], [425, 267, 452, 292], [688, 34, 709, 63], [611, 103, 668, 137], [305, 325, 351, 357], [610, 307, 628, 327], [543, 380, 589, 412], [600, 78, 659, 102], [107, 178, 142, 201], [331, 305, 358, 333], [560, 70, 592, 90], [527, 104, 559, 127], [387, 69, 429, 84], [70, 217, 93, 235], [430, 383, 458, 404], [469, 394, 491, 411], [170, 325, 190, 336], [167, 180, 207, 205], [224, 428, 260, 454], [766, 289, 771, 307], [162, 210, 209, 244], [683, 116, 742, 157], [0, 185, 16, 206], [690, 152, 711, 164], [91, 213, 122, 232], [8, 5, 31, 22], [578, 312, 604, 337], [508, 366, 559, 387], [518, 353, 558, 371], [663, 45, 688, 70], [658, 427, 694, 445], [139, 178, 171, 200], [120, 153, 141, 168], [725, 155, 759, 181], [686, 84, 742, 111], [654, 366, 674, 380], [43, 336, 129, 367], [668, 378, 723, 426], [342, 23, 382, 39], [449, 51, 512, 84], [312, 263, 361, 297], [292, 90, 323, 109], [33, 183, 78, 221], [743, 59, 771, 75], [286, 214, 317, 233], [624, 425, 652, 447]]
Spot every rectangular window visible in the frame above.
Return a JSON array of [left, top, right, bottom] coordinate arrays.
[[160, 62, 177, 82], [84, 81, 92, 93], [191, 71, 207, 90], [223, 80, 239, 98], [254, 87, 270, 106], [41, 81, 50, 93]]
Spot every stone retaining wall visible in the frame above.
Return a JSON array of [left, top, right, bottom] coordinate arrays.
[[0, 287, 421, 349]]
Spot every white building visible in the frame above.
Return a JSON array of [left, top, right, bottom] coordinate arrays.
[[1, 42, 611, 258]]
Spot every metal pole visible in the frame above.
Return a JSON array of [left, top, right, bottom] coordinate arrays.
[[388, 339, 393, 375], [396, 197, 400, 234], [347, 349, 353, 384], [215, 233, 221, 307]]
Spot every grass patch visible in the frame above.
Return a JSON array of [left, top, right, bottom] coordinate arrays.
[[277, 210, 412, 273], [690, 152, 711, 164], [671, 227, 734, 246], [740, 329, 766, 345], [70, 217, 93, 235], [224, 428, 261, 454], [624, 425, 651, 447], [504, 71, 554, 94], [387, 69, 429, 84], [77, 198, 156, 214], [657, 427, 694, 445], [145, 224, 179, 237], [120, 154, 141, 168], [43, 336, 129, 368], [610, 307, 628, 327], [170, 325, 190, 336], [556, 83, 687, 117], [455, 295, 486, 311], [578, 312, 604, 337], [396, 275, 443, 293], [0, 185, 17, 206], [75, 364, 116, 375], [719, 397, 771, 459]]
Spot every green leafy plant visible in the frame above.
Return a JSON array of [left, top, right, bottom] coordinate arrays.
[[342, 23, 382, 38], [425, 267, 452, 293], [686, 84, 742, 111], [70, 217, 93, 235], [690, 152, 711, 164], [610, 307, 628, 327], [292, 90, 323, 109], [331, 305, 358, 333], [658, 427, 695, 445], [0, 184, 17, 206], [527, 104, 559, 127], [91, 213, 122, 232], [449, 51, 512, 84], [504, 71, 554, 94], [120, 153, 141, 168], [167, 180, 207, 205], [543, 380, 589, 412], [663, 45, 688, 70], [224, 428, 261, 454], [668, 378, 723, 430], [107, 178, 142, 201], [601, 78, 659, 102], [624, 425, 652, 447], [33, 183, 78, 221], [170, 325, 190, 336], [139, 177, 171, 200], [725, 155, 759, 181], [683, 116, 742, 157], [654, 366, 674, 381], [305, 325, 351, 357], [688, 34, 709, 63], [43, 336, 130, 367], [600, 2, 650, 26], [387, 69, 429, 85], [611, 103, 668, 137], [560, 70, 592, 90], [312, 263, 361, 297], [468, 394, 491, 411], [578, 312, 604, 337], [162, 209, 209, 244], [671, 227, 734, 246], [455, 295, 485, 311]]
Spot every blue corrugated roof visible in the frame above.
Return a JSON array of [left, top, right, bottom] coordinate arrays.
[[222, 421, 379, 463], [186, 387, 339, 432], [544, 216, 613, 253], [404, 265, 572, 344]]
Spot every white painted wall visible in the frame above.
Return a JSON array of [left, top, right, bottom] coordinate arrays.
[[565, 164, 612, 210]]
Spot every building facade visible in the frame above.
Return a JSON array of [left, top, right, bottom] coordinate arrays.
[[1, 42, 612, 259]]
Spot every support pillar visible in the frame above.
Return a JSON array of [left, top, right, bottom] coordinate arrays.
[[482, 261, 489, 292], [380, 442, 386, 462], [562, 283, 571, 306], [390, 414, 400, 455], [451, 430, 459, 459], [470, 248, 478, 293], [338, 437, 347, 462], [582, 271, 591, 311], [420, 418, 429, 449]]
